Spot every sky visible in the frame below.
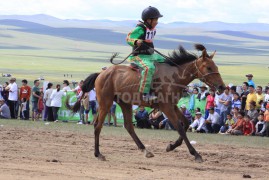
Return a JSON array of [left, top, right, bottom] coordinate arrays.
[[1, 0, 269, 23]]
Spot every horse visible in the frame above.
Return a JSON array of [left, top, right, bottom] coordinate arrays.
[[66, 44, 225, 162]]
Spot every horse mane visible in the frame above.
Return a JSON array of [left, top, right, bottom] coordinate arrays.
[[165, 45, 197, 66]]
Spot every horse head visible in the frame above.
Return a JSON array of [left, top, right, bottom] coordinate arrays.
[[194, 44, 225, 90]]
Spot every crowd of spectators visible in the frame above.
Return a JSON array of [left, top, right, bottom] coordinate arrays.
[[0, 73, 269, 138]]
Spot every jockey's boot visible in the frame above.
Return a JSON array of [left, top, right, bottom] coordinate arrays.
[[143, 93, 157, 101]]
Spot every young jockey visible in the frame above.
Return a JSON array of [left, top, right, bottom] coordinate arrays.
[[127, 6, 164, 101]]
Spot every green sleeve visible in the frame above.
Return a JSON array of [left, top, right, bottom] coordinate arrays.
[[126, 26, 145, 47]]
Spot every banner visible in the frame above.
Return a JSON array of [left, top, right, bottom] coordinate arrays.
[[58, 92, 206, 122]]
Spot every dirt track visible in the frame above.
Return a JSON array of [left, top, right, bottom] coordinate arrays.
[[0, 126, 269, 180]]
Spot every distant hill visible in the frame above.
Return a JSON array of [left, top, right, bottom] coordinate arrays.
[[1, 15, 269, 55]]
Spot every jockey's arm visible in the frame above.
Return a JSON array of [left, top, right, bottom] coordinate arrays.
[[126, 26, 144, 47]]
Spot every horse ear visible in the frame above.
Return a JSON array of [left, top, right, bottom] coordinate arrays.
[[202, 49, 207, 60], [209, 50, 216, 59]]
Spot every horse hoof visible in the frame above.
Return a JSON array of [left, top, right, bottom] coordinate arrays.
[[195, 155, 203, 163], [97, 154, 106, 161], [166, 144, 172, 152], [144, 150, 154, 158]]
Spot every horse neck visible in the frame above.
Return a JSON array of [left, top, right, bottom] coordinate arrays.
[[175, 60, 198, 85]]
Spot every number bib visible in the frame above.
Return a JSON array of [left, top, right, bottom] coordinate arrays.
[[145, 28, 156, 43]]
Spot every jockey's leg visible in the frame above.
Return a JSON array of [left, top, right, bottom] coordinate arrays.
[[134, 56, 155, 94]]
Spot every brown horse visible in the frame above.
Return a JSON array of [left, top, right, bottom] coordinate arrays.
[[67, 44, 225, 162]]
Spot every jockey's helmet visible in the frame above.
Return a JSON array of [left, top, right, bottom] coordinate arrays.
[[141, 6, 163, 21]]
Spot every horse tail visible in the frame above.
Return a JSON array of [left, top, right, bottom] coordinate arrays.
[[65, 73, 100, 113], [82, 73, 100, 92]]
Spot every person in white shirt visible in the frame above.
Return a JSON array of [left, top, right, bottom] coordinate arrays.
[[205, 107, 221, 133], [62, 80, 71, 91], [5, 77, 18, 119], [44, 83, 54, 121], [189, 112, 207, 133], [50, 84, 65, 121], [85, 89, 97, 124]]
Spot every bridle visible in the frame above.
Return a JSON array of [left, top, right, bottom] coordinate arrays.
[[193, 59, 221, 89]]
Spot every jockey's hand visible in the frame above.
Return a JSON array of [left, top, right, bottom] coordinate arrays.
[[136, 40, 143, 47]]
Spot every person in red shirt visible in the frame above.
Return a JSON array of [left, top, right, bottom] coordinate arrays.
[[243, 115, 255, 136], [20, 79, 31, 120], [205, 89, 215, 119]]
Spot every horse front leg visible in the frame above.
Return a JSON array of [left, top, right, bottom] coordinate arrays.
[[166, 107, 189, 152], [160, 104, 203, 163]]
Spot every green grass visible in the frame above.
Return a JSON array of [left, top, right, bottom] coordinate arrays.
[[1, 119, 268, 148]]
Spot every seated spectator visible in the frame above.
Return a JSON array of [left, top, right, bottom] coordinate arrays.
[[247, 101, 259, 124], [180, 104, 192, 124], [255, 114, 266, 136], [231, 107, 240, 123], [232, 92, 241, 109], [159, 113, 175, 130], [0, 99, 11, 119], [149, 109, 164, 129], [226, 111, 245, 135], [219, 113, 235, 133], [205, 107, 221, 133], [192, 107, 201, 121], [189, 112, 207, 133], [243, 115, 255, 136], [135, 106, 150, 129]]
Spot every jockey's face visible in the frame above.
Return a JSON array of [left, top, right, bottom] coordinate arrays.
[[146, 18, 158, 29]]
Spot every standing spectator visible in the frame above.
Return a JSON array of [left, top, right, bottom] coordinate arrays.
[[219, 86, 232, 126], [229, 86, 237, 98], [243, 115, 255, 136], [205, 107, 221, 133], [214, 87, 224, 115], [135, 106, 150, 129], [264, 104, 269, 137], [19, 79, 31, 120], [255, 114, 266, 136], [232, 92, 241, 109], [264, 89, 269, 108], [180, 104, 192, 124], [245, 85, 257, 112], [219, 113, 235, 133], [0, 99, 11, 119], [256, 86, 264, 111], [1, 82, 9, 103], [247, 101, 259, 124], [245, 74, 255, 88], [189, 112, 207, 133], [0, 84, 3, 100], [84, 89, 97, 124], [37, 92, 44, 120], [31, 80, 40, 121], [5, 78, 18, 119], [50, 84, 65, 122], [241, 82, 249, 111], [20, 98, 27, 120], [73, 80, 83, 95], [205, 89, 215, 119], [107, 101, 117, 127], [227, 111, 245, 135], [62, 80, 71, 91], [197, 84, 208, 101], [44, 83, 54, 121]]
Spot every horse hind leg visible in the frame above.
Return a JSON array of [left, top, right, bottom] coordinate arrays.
[[94, 108, 109, 161], [118, 101, 154, 158]]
